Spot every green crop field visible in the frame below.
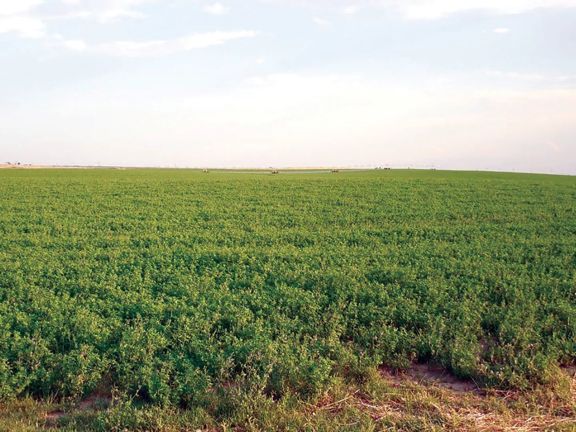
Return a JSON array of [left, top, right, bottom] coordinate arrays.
[[0, 168, 575, 431]]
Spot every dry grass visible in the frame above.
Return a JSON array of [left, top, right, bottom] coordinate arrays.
[[302, 365, 576, 432], [0, 365, 574, 431]]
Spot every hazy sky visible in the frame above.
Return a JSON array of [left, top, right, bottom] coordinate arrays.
[[1, 0, 575, 173]]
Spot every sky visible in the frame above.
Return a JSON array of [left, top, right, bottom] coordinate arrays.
[[1, 0, 575, 173]]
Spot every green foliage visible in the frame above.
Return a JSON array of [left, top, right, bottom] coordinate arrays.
[[0, 169, 574, 407]]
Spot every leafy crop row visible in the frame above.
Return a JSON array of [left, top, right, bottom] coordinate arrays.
[[0, 169, 574, 406]]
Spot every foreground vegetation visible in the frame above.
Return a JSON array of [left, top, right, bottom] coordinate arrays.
[[2, 365, 575, 431], [0, 169, 574, 430]]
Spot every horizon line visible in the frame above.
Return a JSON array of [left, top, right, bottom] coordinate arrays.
[[1, 163, 574, 177]]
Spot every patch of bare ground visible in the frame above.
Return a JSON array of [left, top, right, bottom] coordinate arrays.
[[304, 363, 575, 431], [381, 363, 480, 393], [41, 385, 113, 429], [77, 390, 113, 412], [44, 410, 65, 429], [373, 363, 576, 431]]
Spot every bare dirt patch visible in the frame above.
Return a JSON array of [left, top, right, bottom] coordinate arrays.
[[44, 410, 65, 429], [78, 393, 112, 412], [41, 387, 112, 428], [408, 363, 479, 393], [380, 363, 479, 393], [376, 363, 576, 431]]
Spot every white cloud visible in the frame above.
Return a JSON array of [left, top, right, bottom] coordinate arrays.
[[342, 5, 359, 15], [72, 31, 258, 57], [493, 27, 510, 33], [267, 0, 576, 19], [385, 0, 576, 19], [0, 0, 154, 39], [485, 70, 576, 83], [0, 0, 43, 16], [313, 17, 331, 27], [62, 39, 87, 51], [0, 15, 45, 38], [203, 3, 231, 15], [97, 9, 146, 21], [0, 1, 45, 38], [54, 0, 157, 22]]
